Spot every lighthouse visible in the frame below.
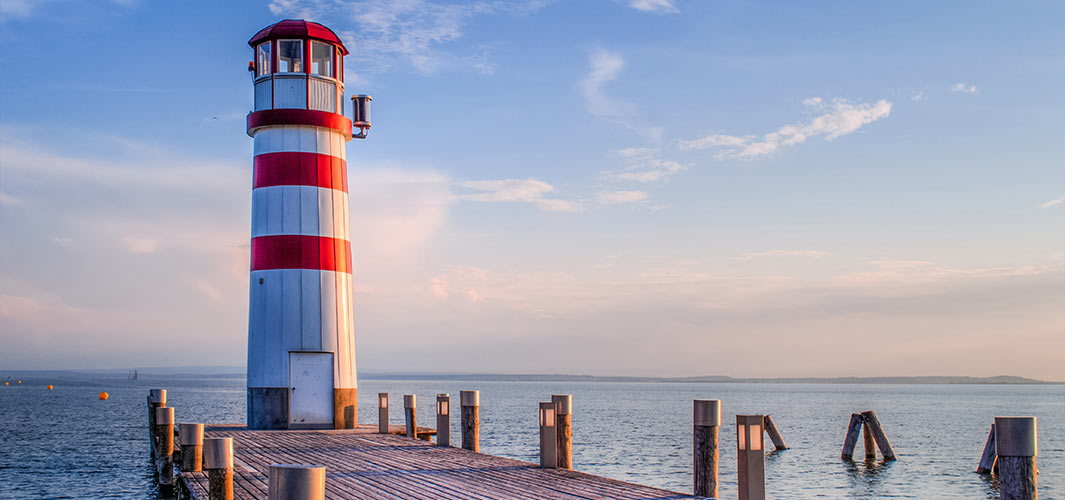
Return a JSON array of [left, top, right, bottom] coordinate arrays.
[[245, 20, 371, 430]]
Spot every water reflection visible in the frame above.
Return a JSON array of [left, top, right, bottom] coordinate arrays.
[[977, 472, 999, 499], [843, 457, 895, 496]]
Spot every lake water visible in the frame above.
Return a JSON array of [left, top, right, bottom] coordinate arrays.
[[0, 374, 1061, 499]]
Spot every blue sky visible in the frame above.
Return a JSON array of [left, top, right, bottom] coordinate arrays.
[[1, 0, 1062, 379]]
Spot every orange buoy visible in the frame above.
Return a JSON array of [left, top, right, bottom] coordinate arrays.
[[48, 385, 54, 390], [98, 392, 109, 400], [3, 381, 7, 386], [16, 380, 21, 384]]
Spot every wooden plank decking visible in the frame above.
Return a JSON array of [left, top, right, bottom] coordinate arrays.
[[180, 424, 707, 500]]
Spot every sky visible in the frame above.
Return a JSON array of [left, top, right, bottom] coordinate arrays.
[[0, 0, 1062, 380]]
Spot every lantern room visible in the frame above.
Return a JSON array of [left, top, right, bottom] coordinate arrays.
[[248, 20, 348, 115]]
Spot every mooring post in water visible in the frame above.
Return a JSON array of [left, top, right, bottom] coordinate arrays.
[[841, 413, 863, 460], [378, 393, 389, 434], [436, 394, 451, 447], [148, 389, 167, 454], [995, 416, 1037, 500], [155, 406, 176, 486], [539, 402, 558, 469], [976, 423, 997, 474], [693, 399, 721, 499], [179, 423, 204, 472], [762, 414, 788, 450], [863, 421, 877, 460], [460, 390, 480, 452], [860, 410, 897, 461], [204, 437, 234, 500], [403, 395, 417, 438], [268, 464, 326, 500], [552, 394, 573, 470], [736, 414, 766, 500]]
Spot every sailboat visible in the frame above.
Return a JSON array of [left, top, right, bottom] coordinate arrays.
[[129, 369, 138, 380]]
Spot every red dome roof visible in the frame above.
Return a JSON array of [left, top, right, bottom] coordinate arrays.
[[249, 19, 349, 55]]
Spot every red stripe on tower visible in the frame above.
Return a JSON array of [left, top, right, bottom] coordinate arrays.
[[251, 235, 352, 273], [253, 152, 347, 191]]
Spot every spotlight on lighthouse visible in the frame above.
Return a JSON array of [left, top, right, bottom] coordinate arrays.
[[352, 94, 372, 139]]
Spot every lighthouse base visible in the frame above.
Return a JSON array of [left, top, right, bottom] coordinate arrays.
[[334, 388, 358, 429], [247, 387, 288, 430]]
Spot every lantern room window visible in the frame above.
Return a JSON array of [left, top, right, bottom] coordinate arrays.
[[256, 42, 272, 77], [278, 40, 303, 73], [311, 41, 334, 78]]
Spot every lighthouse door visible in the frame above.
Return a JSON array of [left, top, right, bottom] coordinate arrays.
[[288, 352, 334, 429]]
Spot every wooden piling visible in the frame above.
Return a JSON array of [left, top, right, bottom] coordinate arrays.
[[539, 402, 558, 469], [436, 394, 451, 447], [460, 390, 480, 452], [155, 406, 175, 486], [148, 389, 166, 455], [995, 416, 1037, 500], [762, 414, 788, 450], [860, 410, 897, 461], [692, 399, 721, 499], [204, 437, 234, 500], [976, 423, 997, 474], [378, 393, 389, 434], [268, 464, 326, 500], [862, 422, 876, 460], [403, 395, 416, 439], [179, 423, 204, 472], [841, 413, 863, 460], [552, 394, 573, 470]]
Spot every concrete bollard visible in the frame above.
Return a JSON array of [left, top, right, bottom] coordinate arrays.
[[404, 395, 416, 438], [155, 406, 176, 486], [693, 399, 721, 498], [268, 464, 326, 500], [148, 389, 167, 455], [460, 390, 480, 452], [539, 402, 557, 469], [378, 393, 389, 434], [179, 423, 205, 472], [995, 416, 1038, 500], [436, 394, 450, 447], [204, 437, 234, 500], [736, 414, 766, 500], [552, 394, 573, 470]]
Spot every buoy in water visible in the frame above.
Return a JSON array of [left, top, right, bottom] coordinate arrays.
[[16, 380, 21, 384], [48, 385, 54, 390], [98, 392, 109, 400], [3, 381, 7, 386]]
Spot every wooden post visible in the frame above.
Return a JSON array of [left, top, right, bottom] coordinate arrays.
[[268, 464, 326, 500], [179, 423, 204, 472], [736, 414, 766, 500], [552, 394, 573, 470], [538, 402, 557, 469], [148, 389, 166, 455], [460, 390, 480, 452], [403, 395, 416, 438], [860, 410, 897, 461], [976, 423, 997, 474], [436, 394, 450, 447], [378, 393, 389, 434], [204, 437, 234, 500], [762, 414, 788, 450], [155, 406, 175, 487], [995, 416, 1037, 500], [862, 422, 877, 460], [841, 413, 863, 460], [693, 399, 721, 499]]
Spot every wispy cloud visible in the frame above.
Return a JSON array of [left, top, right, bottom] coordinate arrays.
[[1039, 197, 1063, 208], [0, 0, 44, 21], [0, 193, 24, 205], [911, 91, 925, 101], [678, 98, 892, 159], [597, 190, 647, 204], [579, 49, 634, 117], [950, 83, 978, 94], [458, 178, 578, 212], [628, 0, 678, 13], [605, 158, 688, 182], [732, 250, 831, 261]]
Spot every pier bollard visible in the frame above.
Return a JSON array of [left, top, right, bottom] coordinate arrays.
[[762, 414, 788, 450], [268, 464, 326, 500], [976, 423, 997, 474], [693, 400, 721, 498], [155, 407, 176, 486], [736, 414, 766, 500], [460, 390, 480, 452], [204, 437, 234, 500], [539, 402, 558, 468], [148, 389, 167, 455], [179, 423, 205, 472], [378, 393, 389, 434], [436, 394, 450, 446], [552, 394, 573, 470], [995, 416, 1037, 500], [404, 395, 417, 438], [860, 411, 897, 461]]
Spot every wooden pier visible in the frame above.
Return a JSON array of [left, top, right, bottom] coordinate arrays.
[[178, 424, 706, 500]]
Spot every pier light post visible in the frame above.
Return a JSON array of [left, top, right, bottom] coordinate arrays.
[[436, 394, 450, 446], [378, 393, 389, 434], [539, 402, 558, 469], [404, 395, 417, 438], [204, 437, 234, 500], [460, 390, 480, 452], [736, 414, 766, 500], [693, 399, 721, 498], [995, 416, 1038, 500], [179, 423, 205, 473], [268, 464, 326, 500], [155, 407, 176, 486], [552, 395, 573, 470]]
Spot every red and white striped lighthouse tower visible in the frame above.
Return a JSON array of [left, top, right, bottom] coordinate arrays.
[[245, 20, 371, 430]]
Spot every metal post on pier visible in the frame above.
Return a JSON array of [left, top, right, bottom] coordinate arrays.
[[179, 423, 204, 472], [268, 464, 326, 500], [693, 399, 721, 499], [155, 407, 176, 487], [204, 437, 234, 500], [378, 393, 389, 434], [995, 416, 1038, 500], [460, 390, 480, 452], [148, 389, 166, 455], [552, 394, 573, 470], [404, 395, 417, 438], [736, 414, 766, 500], [539, 402, 558, 469], [436, 394, 450, 446]]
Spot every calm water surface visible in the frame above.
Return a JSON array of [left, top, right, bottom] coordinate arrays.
[[0, 374, 1061, 499]]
